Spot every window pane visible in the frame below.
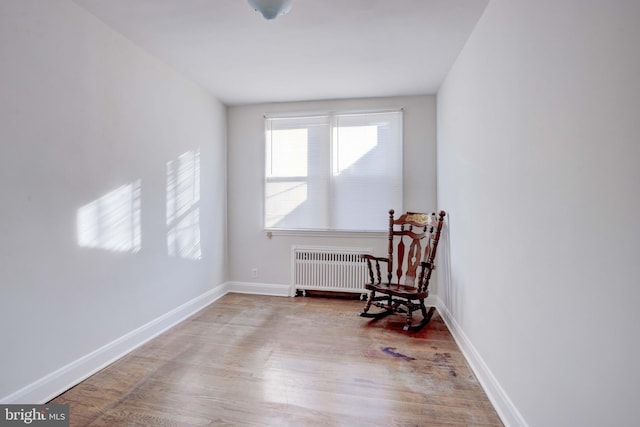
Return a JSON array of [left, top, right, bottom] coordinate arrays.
[[332, 111, 403, 230], [267, 128, 308, 177], [264, 110, 402, 231], [265, 116, 330, 229], [333, 125, 378, 175]]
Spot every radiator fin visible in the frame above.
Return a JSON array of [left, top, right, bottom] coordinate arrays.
[[292, 246, 372, 294]]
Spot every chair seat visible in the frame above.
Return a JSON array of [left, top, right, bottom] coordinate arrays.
[[365, 283, 428, 299]]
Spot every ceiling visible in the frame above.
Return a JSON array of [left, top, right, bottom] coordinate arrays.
[[73, 0, 488, 106]]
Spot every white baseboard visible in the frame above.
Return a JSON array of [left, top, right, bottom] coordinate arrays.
[[6, 283, 513, 420], [1, 282, 229, 404], [227, 281, 291, 297], [432, 296, 528, 427]]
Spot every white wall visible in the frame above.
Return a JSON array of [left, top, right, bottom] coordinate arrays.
[[227, 96, 436, 287], [437, 0, 640, 426], [0, 0, 227, 402]]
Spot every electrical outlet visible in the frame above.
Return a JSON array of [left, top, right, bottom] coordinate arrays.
[[251, 268, 258, 279]]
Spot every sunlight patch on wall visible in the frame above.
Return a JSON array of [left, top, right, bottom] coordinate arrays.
[[167, 149, 201, 260], [77, 180, 142, 253]]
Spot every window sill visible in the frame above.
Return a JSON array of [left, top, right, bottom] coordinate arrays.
[[264, 229, 386, 239]]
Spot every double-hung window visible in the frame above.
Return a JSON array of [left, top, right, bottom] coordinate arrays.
[[264, 109, 402, 232]]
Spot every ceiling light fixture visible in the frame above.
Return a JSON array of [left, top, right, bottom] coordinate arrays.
[[248, 0, 293, 20]]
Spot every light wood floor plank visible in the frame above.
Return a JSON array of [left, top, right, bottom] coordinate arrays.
[[51, 293, 502, 426]]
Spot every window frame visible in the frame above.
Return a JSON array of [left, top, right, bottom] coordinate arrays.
[[263, 108, 403, 234]]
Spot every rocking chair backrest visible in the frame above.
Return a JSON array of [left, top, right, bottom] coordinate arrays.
[[387, 210, 446, 292]]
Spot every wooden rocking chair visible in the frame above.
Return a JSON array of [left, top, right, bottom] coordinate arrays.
[[359, 210, 446, 331]]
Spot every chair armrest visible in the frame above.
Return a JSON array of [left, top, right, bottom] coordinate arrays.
[[361, 254, 389, 263], [361, 255, 388, 284]]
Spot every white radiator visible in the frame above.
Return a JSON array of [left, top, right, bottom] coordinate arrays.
[[292, 246, 373, 296]]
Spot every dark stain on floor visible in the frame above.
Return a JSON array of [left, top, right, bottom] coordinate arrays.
[[382, 347, 415, 361]]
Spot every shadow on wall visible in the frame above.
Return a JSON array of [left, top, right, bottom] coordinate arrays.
[[76, 149, 202, 260], [438, 215, 458, 315]]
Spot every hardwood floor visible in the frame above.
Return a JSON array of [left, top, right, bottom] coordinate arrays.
[[51, 293, 502, 426]]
